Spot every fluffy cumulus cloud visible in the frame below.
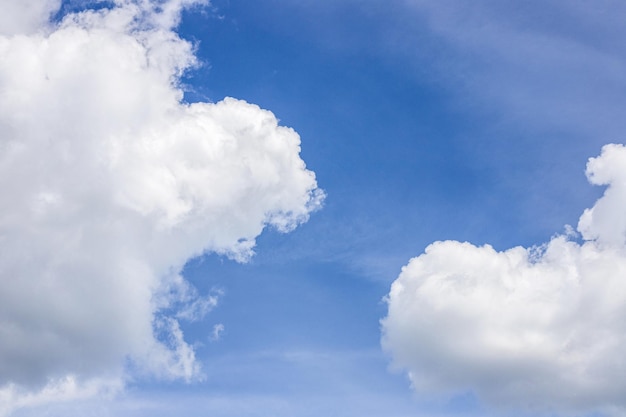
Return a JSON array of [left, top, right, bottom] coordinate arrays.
[[0, 0, 322, 414], [382, 144, 626, 415]]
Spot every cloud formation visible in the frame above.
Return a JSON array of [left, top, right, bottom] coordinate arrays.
[[0, 0, 322, 413], [382, 144, 626, 414]]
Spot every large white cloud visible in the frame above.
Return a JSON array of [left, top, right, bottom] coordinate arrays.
[[0, 0, 322, 414], [382, 144, 626, 415]]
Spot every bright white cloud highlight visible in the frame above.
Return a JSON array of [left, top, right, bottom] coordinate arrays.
[[0, 0, 322, 413], [0, 376, 122, 417], [0, 0, 61, 35], [382, 144, 626, 414]]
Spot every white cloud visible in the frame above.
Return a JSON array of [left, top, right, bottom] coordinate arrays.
[[0, 0, 322, 414], [173, 284, 222, 323], [382, 144, 626, 414], [210, 323, 225, 342], [0, 375, 122, 417], [0, 0, 61, 36]]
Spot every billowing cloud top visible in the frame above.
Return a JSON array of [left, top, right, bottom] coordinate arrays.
[[382, 144, 626, 415], [0, 0, 322, 413]]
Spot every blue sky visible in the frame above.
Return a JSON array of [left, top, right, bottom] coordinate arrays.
[[4, 1, 626, 416]]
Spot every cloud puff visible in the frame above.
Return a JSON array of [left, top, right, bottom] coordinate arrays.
[[0, 0, 322, 413], [382, 144, 626, 414]]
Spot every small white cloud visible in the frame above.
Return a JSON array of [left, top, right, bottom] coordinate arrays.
[[210, 324, 225, 342], [382, 144, 626, 415], [172, 283, 223, 323]]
